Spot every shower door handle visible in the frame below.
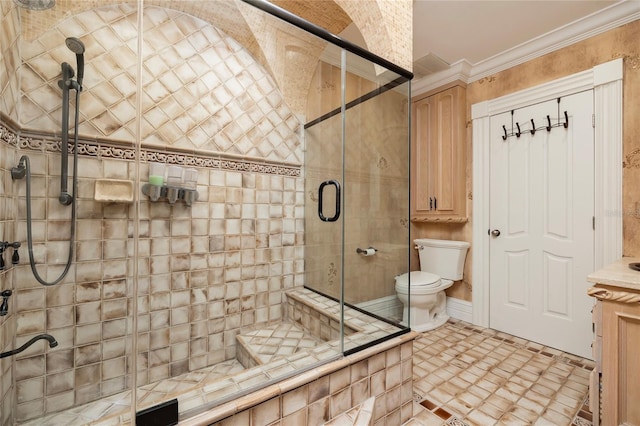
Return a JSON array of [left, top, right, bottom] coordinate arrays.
[[318, 180, 341, 222]]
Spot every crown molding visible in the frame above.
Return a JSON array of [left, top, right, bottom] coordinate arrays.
[[411, 60, 472, 95], [412, 0, 640, 96]]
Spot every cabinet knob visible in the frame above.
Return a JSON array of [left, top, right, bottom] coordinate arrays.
[[490, 229, 501, 237]]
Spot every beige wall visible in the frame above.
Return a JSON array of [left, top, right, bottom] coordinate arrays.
[[413, 19, 640, 302]]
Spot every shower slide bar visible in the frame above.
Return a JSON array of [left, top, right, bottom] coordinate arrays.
[[58, 37, 85, 206]]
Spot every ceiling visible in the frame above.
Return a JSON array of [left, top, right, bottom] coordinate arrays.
[[411, 0, 618, 78]]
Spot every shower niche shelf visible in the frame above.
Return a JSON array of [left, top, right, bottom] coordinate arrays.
[[141, 184, 198, 206], [94, 179, 134, 203]]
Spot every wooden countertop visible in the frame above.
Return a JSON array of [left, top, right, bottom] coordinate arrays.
[[587, 257, 640, 291]]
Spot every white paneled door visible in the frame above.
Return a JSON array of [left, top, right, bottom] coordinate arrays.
[[489, 91, 594, 358]]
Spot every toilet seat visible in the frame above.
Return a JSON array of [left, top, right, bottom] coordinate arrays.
[[395, 271, 440, 290]]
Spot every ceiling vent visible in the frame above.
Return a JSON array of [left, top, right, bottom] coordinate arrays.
[[412, 53, 450, 79]]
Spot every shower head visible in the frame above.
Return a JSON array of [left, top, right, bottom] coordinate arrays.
[[65, 37, 85, 88], [13, 0, 55, 10], [65, 37, 85, 54]]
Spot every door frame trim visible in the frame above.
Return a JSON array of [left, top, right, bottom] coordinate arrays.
[[470, 59, 623, 327]]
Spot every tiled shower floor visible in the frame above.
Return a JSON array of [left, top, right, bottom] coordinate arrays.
[[22, 315, 595, 425], [407, 319, 595, 426]]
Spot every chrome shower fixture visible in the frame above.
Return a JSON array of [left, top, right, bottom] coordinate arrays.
[[13, 0, 55, 10]]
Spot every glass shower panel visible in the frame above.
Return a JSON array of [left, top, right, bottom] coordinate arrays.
[[304, 42, 346, 304], [305, 46, 410, 354], [342, 51, 411, 351]]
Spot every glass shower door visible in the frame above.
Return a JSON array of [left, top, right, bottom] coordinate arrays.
[[304, 47, 411, 354], [304, 45, 345, 305], [342, 51, 411, 352]]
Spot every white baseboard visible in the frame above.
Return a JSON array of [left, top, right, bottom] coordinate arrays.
[[446, 297, 473, 323]]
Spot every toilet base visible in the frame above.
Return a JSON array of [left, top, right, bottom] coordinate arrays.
[[402, 312, 449, 332], [396, 285, 452, 332]]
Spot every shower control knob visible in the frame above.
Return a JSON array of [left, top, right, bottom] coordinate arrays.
[[490, 229, 501, 237]]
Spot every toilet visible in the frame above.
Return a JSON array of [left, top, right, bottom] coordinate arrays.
[[395, 238, 470, 332]]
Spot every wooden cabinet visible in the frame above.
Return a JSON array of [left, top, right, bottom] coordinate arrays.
[[588, 279, 640, 426], [411, 84, 467, 223]]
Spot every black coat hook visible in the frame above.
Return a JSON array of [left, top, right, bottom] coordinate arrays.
[[515, 122, 521, 138], [563, 111, 569, 128], [530, 119, 536, 135], [546, 115, 552, 132], [502, 125, 508, 141]]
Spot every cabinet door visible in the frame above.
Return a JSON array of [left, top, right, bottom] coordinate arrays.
[[601, 298, 640, 426], [411, 85, 466, 221], [412, 95, 433, 215]]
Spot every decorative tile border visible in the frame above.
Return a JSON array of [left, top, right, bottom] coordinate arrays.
[[0, 120, 301, 177], [0, 120, 18, 148]]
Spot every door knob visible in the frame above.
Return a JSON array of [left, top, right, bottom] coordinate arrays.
[[490, 229, 501, 237]]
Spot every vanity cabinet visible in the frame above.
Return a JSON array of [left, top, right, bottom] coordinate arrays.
[[588, 260, 640, 426], [411, 84, 467, 223]]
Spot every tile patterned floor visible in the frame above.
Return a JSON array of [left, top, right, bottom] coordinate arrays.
[[406, 319, 595, 426]]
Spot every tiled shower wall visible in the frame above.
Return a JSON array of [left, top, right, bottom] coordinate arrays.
[[18, 4, 302, 163], [0, 0, 19, 122], [0, 2, 20, 425], [1, 3, 306, 423], [0, 137, 17, 426]]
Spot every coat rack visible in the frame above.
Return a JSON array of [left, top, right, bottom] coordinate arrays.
[[501, 98, 569, 141]]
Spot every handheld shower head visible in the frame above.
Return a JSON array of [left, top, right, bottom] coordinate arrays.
[[65, 37, 85, 54], [65, 37, 85, 88]]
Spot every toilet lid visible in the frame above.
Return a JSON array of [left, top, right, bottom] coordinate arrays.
[[395, 271, 440, 288]]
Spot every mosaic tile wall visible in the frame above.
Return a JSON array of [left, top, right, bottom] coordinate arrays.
[[336, 0, 412, 71]]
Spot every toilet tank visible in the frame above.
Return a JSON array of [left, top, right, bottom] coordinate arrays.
[[415, 239, 470, 281]]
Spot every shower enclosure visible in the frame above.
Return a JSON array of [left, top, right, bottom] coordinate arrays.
[[0, 0, 411, 424]]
